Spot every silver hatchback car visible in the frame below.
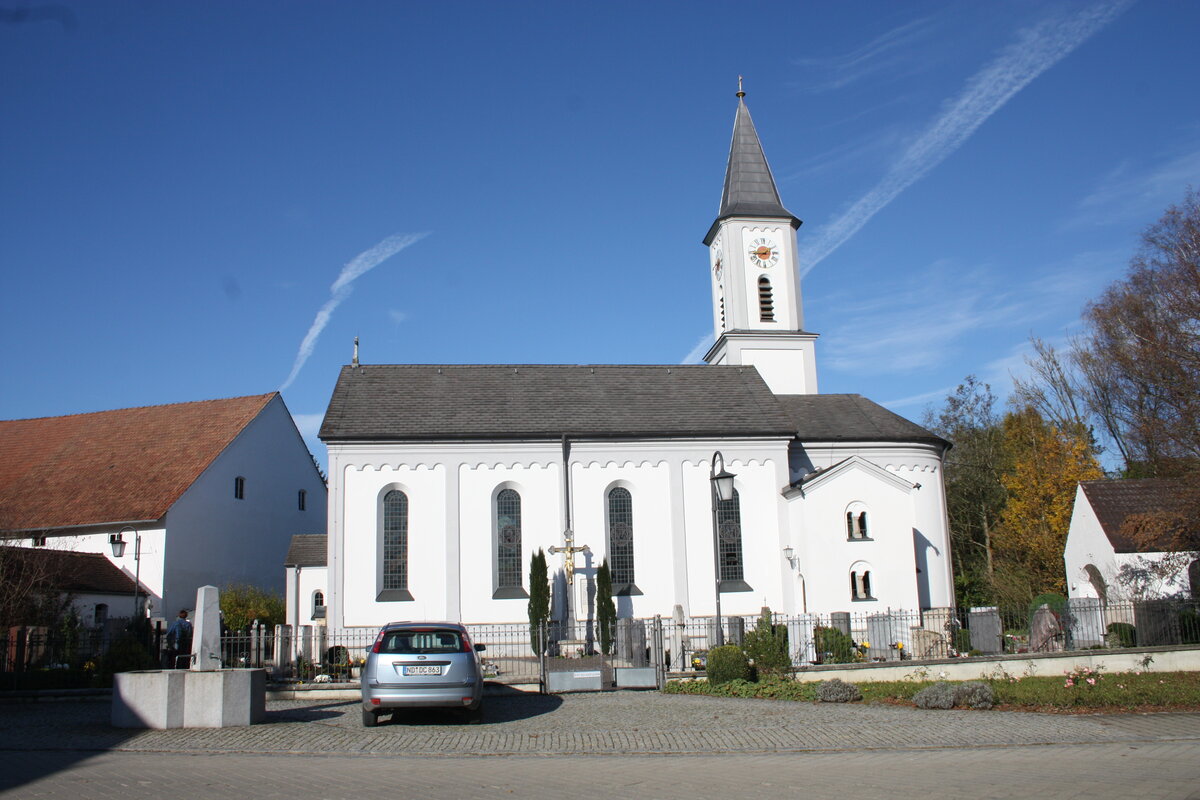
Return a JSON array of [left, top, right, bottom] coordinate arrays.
[[360, 622, 486, 726]]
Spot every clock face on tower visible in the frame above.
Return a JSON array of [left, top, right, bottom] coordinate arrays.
[[712, 246, 724, 281], [748, 236, 780, 268]]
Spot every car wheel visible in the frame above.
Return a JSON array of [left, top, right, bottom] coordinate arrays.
[[362, 708, 379, 728], [462, 704, 483, 725]]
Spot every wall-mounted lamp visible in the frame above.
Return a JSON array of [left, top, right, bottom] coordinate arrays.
[[782, 545, 795, 565]]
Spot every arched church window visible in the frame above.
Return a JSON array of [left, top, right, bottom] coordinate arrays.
[[758, 276, 775, 321], [312, 591, 326, 619], [717, 490, 745, 584], [607, 487, 635, 589], [496, 489, 523, 592], [382, 490, 409, 592]]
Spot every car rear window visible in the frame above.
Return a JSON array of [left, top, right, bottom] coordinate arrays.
[[378, 629, 463, 654]]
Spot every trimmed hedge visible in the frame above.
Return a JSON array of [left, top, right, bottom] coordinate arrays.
[[706, 645, 751, 686]]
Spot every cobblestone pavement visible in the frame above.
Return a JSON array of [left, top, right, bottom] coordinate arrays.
[[1, 694, 1198, 798]]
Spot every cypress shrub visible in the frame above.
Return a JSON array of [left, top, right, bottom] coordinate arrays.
[[706, 645, 750, 686], [596, 559, 616, 655], [527, 549, 550, 655], [814, 626, 858, 663], [1106, 621, 1137, 648]]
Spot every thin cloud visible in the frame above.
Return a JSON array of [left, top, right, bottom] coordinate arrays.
[[1067, 147, 1200, 228], [680, 332, 713, 365], [801, 0, 1132, 276], [388, 309, 409, 325], [280, 232, 429, 391], [794, 16, 940, 93]]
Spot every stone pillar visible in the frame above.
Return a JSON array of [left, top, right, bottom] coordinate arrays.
[[668, 605, 685, 672], [190, 586, 221, 672]]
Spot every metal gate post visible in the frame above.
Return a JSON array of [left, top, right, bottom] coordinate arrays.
[[651, 615, 665, 689]]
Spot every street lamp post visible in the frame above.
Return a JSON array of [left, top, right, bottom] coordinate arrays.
[[709, 451, 736, 648], [109, 526, 142, 622]]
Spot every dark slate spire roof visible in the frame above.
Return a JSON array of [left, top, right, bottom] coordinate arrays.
[[704, 93, 800, 245]]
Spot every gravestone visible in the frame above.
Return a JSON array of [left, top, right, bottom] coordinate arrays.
[[785, 614, 817, 665], [866, 614, 895, 660], [668, 605, 685, 672], [1135, 600, 1181, 646], [726, 616, 745, 647], [829, 612, 851, 637], [968, 606, 1003, 654], [1067, 598, 1105, 648], [1029, 604, 1063, 652]]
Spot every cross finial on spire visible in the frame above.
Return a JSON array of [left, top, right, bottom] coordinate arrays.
[[352, 336, 359, 367], [736, 75, 745, 98]]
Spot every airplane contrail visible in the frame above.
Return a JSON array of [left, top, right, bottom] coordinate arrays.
[[280, 232, 429, 390], [801, 0, 1132, 275]]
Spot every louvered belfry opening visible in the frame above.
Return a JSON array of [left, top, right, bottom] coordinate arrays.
[[758, 276, 775, 321]]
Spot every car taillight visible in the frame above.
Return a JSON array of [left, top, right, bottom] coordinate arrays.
[[371, 628, 386, 654], [460, 633, 474, 653]]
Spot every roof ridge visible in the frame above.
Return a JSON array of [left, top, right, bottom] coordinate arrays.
[[0, 392, 276, 424]]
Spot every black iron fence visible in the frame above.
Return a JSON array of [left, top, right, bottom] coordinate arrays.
[[3, 599, 1197, 688], [667, 598, 1200, 667]]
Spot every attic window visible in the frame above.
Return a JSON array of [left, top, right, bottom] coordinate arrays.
[[234, 476, 245, 500], [298, 489, 307, 511], [31, 535, 47, 547], [758, 276, 775, 321]]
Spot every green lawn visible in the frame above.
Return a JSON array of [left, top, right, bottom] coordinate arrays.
[[662, 669, 1200, 711]]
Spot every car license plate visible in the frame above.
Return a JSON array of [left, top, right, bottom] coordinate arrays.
[[403, 665, 442, 676]]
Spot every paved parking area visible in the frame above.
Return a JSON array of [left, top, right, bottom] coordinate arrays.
[[1, 693, 1199, 798]]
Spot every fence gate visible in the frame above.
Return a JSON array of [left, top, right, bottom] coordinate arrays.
[[541, 616, 664, 693]]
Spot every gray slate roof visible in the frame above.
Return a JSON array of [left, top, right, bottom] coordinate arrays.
[[285, 534, 327, 567], [774, 394, 949, 447], [320, 365, 797, 441], [319, 365, 945, 448], [705, 97, 800, 244]]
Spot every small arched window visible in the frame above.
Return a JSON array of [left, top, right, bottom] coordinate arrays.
[[607, 487, 635, 589], [234, 476, 246, 500], [381, 490, 409, 597], [312, 590, 326, 619], [758, 276, 775, 321], [845, 504, 870, 540], [850, 566, 874, 600], [495, 489, 524, 597]]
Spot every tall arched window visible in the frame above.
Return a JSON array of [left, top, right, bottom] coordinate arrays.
[[717, 489, 749, 590], [607, 487, 636, 591], [846, 504, 870, 540], [94, 603, 108, 628], [758, 276, 775, 321], [312, 591, 326, 619], [495, 489, 525, 598], [1189, 559, 1199, 599], [380, 489, 411, 600]]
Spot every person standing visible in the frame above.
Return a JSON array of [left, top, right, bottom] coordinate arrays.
[[164, 609, 193, 669]]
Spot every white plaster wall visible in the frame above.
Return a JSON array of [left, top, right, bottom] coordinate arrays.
[[163, 395, 327, 616], [69, 591, 133, 628], [791, 441, 953, 610], [1064, 485, 1117, 599], [341, 463, 448, 625], [286, 565, 329, 627], [789, 462, 919, 613]]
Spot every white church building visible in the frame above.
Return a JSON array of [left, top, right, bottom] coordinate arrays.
[[317, 91, 955, 630]]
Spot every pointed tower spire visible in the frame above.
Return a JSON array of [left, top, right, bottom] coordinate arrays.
[[704, 81, 800, 245]]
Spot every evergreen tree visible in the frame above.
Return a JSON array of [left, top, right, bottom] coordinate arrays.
[[596, 558, 616, 655], [527, 548, 550, 655]]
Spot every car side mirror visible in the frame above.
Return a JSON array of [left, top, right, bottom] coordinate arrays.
[[475, 644, 486, 652]]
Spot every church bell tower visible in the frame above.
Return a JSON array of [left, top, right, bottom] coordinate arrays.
[[703, 83, 818, 395]]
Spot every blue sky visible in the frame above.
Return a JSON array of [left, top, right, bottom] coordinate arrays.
[[2, 0, 1198, 468]]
